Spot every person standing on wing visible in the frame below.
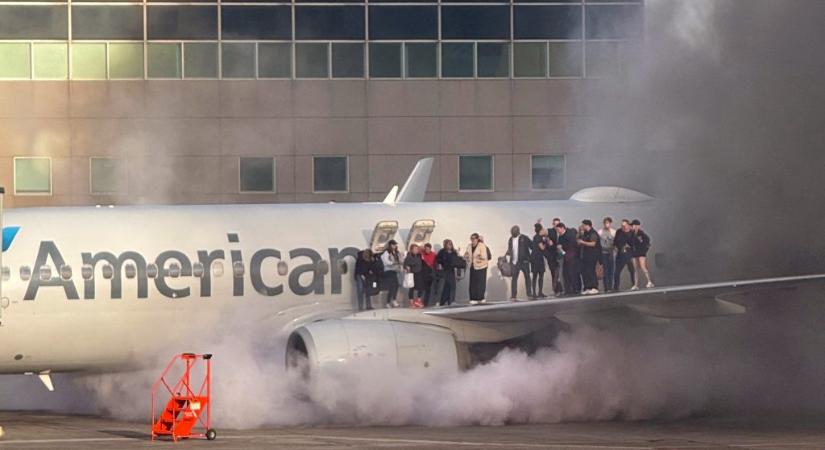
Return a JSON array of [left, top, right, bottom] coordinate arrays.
[[464, 233, 491, 305], [630, 219, 655, 290], [506, 225, 533, 301]]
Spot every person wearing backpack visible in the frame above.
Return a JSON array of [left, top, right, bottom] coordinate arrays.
[[464, 233, 491, 305]]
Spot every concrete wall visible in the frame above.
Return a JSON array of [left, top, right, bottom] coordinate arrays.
[[0, 79, 591, 208]]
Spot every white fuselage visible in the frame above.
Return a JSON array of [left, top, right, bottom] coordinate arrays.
[[0, 200, 659, 374]]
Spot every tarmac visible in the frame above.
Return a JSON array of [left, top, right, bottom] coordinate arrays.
[[0, 412, 823, 449]]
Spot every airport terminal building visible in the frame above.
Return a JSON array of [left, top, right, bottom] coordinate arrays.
[[0, 0, 642, 207]]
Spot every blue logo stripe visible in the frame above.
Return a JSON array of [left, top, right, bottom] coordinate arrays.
[[3, 226, 20, 252]]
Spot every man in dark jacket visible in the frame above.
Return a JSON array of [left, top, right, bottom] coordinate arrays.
[[613, 219, 636, 291], [556, 223, 580, 295], [354, 249, 379, 310], [577, 219, 601, 294], [506, 225, 533, 301]]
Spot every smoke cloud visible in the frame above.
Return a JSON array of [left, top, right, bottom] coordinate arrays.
[[579, 0, 825, 282]]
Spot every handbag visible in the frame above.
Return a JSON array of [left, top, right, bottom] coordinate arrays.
[[497, 256, 513, 277], [402, 272, 415, 289]]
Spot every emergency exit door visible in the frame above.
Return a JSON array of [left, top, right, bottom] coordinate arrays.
[[370, 221, 398, 253], [407, 220, 435, 247]]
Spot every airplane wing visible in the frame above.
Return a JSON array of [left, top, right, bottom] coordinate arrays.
[[424, 274, 825, 323]]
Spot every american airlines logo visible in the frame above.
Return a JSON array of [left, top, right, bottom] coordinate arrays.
[[18, 232, 358, 301]]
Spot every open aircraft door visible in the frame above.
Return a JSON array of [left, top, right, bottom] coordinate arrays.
[[370, 221, 398, 253], [407, 219, 435, 248]]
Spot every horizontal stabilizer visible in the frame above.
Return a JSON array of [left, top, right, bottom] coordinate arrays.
[[396, 158, 433, 203]]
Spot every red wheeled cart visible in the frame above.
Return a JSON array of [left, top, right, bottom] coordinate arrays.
[[151, 353, 216, 441]]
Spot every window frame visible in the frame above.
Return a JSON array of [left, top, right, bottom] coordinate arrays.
[[312, 155, 349, 194], [457, 154, 494, 193], [89, 156, 126, 195], [238, 156, 277, 194], [529, 154, 566, 191], [13, 156, 53, 196]]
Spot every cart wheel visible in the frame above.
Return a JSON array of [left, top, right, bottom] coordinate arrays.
[[206, 429, 217, 441]]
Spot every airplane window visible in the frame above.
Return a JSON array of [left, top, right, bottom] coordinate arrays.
[[59, 265, 72, 280], [1, 266, 9, 282], [81, 264, 94, 280], [211, 261, 224, 277], [147, 263, 158, 278], [317, 261, 329, 275], [124, 263, 136, 279], [192, 262, 204, 278], [277, 261, 288, 276], [232, 261, 244, 278], [167, 262, 181, 278], [102, 264, 114, 280], [39, 265, 52, 281], [20, 266, 31, 281], [337, 260, 348, 274]]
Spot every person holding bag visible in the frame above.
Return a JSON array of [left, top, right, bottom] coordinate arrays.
[[464, 233, 491, 305], [403, 244, 425, 308], [435, 239, 459, 306]]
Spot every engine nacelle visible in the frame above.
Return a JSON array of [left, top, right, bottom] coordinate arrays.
[[287, 319, 460, 372]]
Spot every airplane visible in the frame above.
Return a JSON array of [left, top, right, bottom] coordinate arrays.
[[0, 158, 823, 392]]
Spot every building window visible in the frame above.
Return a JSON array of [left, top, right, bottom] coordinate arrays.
[[476, 42, 509, 78], [90, 157, 124, 194], [0, 43, 31, 79], [147, 43, 181, 79], [71, 43, 106, 80], [405, 42, 437, 78], [313, 156, 348, 193], [369, 43, 401, 78], [458, 155, 493, 191], [33, 43, 68, 80], [441, 42, 473, 78], [258, 43, 291, 79], [295, 43, 328, 78], [71, 5, 143, 41], [513, 42, 546, 78], [549, 42, 582, 77], [221, 43, 255, 79], [0, 5, 68, 40], [147, 6, 217, 40], [239, 157, 275, 193], [585, 41, 619, 78], [109, 42, 143, 79], [331, 42, 364, 78], [184, 42, 218, 79], [531, 155, 565, 190], [14, 157, 51, 195]]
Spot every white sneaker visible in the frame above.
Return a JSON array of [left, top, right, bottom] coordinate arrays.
[[630, 285, 639, 291], [646, 282, 655, 288], [469, 300, 479, 305], [392, 300, 401, 308], [480, 299, 487, 304]]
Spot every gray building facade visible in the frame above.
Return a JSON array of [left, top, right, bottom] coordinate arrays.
[[0, 1, 642, 208]]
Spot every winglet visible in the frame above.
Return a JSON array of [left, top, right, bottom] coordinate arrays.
[[396, 158, 433, 203], [37, 371, 54, 392], [382, 185, 399, 205]]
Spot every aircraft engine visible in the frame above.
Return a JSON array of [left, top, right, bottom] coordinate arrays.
[[286, 319, 461, 372]]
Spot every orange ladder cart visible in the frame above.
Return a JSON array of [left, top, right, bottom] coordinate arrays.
[[151, 353, 216, 441]]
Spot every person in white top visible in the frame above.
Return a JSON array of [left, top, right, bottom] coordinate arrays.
[[380, 240, 403, 308], [598, 217, 616, 292]]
